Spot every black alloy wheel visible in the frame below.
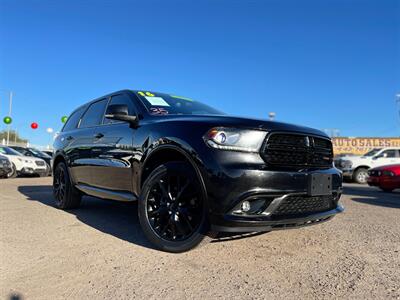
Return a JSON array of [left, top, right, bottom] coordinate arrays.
[[139, 161, 208, 252], [53, 165, 66, 204], [53, 162, 81, 209]]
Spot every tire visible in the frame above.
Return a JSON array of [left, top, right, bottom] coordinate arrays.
[[7, 163, 17, 178], [53, 162, 82, 209], [353, 168, 369, 184], [380, 188, 393, 193], [138, 161, 209, 253]]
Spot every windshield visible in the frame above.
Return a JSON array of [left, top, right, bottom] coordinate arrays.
[[135, 91, 224, 116], [363, 148, 381, 157], [29, 148, 51, 158], [0, 146, 23, 156]]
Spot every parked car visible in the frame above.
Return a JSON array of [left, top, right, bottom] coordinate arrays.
[[53, 90, 343, 252], [0, 146, 48, 177], [9, 146, 52, 175], [367, 164, 400, 192], [0, 154, 13, 178], [42, 150, 54, 157], [334, 148, 400, 184]]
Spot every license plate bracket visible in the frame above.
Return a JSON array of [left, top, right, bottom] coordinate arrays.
[[308, 173, 332, 196]]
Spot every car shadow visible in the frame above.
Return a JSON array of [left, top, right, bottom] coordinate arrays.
[[17, 185, 265, 250], [343, 185, 400, 209], [18, 185, 155, 250]]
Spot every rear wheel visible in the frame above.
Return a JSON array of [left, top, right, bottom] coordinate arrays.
[[353, 168, 369, 184], [138, 161, 208, 252], [53, 162, 82, 209]]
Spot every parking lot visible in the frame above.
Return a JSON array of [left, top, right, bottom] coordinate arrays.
[[0, 178, 399, 299]]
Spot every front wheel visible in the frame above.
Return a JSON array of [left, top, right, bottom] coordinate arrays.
[[353, 168, 369, 184], [7, 163, 17, 178], [138, 161, 209, 253]]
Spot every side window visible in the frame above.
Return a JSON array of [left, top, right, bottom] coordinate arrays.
[[380, 150, 397, 158], [19, 149, 29, 156], [63, 107, 86, 132], [104, 94, 136, 124], [79, 99, 108, 128]]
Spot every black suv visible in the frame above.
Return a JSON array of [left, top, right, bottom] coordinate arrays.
[[53, 90, 343, 252]]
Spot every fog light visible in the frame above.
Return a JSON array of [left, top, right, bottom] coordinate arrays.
[[241, 201, 251, 212]]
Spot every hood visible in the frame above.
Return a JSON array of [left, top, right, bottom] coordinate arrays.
[[15, 155, 43, 162], [147, 114, 328, 137], [336, 155, 362, 160], [370, 164, 400, 171]]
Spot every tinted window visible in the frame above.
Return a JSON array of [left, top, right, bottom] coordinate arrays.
[[104, 94, 136, 124], [63, 106, 86, 132], [0, 146, 23, 156], [363, 148, 380, 157], [11, 147, 29, 155], [79, 99, 108, 128]]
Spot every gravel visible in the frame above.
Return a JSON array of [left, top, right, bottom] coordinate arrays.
[[1, 178, 399, 299]]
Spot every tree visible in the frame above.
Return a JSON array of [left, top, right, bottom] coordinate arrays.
[[0, 130, 28, 144]]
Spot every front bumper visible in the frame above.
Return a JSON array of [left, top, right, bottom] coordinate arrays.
[[200, 151, 343, 232], [336, 167, 353, 178], [212, 205, 344, 232], [368, 176, 400, 190], [19, 167, 48, 176]]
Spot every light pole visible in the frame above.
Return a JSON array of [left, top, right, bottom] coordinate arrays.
[[6, 91, 13, 145], [0, 89, 13, 145]]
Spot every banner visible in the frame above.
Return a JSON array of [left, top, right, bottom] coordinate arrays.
[[332, 137, 400, 156]]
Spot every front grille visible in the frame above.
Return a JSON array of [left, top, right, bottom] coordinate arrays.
[[262, 133, 333, 168], [273, 195, 335, 217], [35, 160, 45, 166], [368, 170, 381, 177]]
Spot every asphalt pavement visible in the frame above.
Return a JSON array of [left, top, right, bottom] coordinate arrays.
[[1, 178, 399, 299]]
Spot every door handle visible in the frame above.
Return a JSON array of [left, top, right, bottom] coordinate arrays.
[[94, 133, 104, 139]]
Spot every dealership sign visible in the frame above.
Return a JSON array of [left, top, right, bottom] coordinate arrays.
[[332, 137, 400, 155]]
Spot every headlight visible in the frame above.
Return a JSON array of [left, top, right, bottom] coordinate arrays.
[[340, 160, 352, 168], [17, 158, 30, 163], [204, 127, 267, 152]]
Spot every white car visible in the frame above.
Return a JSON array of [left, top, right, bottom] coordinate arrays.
[[0, 146, 48, 177], [334, 148, 400, 184]]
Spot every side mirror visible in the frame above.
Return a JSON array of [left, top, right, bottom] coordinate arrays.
[[105, 104, 139, 127]]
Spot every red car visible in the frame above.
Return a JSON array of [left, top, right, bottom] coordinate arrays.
[[367, 164, 400, 192]]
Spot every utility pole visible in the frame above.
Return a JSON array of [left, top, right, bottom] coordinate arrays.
[[6, 91, 13, 145]]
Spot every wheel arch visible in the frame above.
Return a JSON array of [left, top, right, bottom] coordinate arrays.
[[139, 145, 208, 202], [53, 153, 67, 170], [354, 165, 370, 172]]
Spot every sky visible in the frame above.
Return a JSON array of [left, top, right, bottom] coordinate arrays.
[[0, 0, 399, 146]]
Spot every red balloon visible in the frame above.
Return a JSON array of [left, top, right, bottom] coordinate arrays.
[[31, 122, 38, 129]]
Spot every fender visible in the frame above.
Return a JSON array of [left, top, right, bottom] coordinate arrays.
[[139, 142, 208, 205]]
